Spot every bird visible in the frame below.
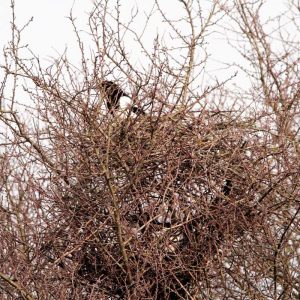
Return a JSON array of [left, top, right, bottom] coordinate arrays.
[[99, 81, 129, 113], [99, 80, 146, 115]]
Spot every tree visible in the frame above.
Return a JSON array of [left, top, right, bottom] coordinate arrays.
[[0, 0, 299, 299]]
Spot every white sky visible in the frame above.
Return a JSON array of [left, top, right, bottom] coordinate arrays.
[[0, 0, 291, 94]]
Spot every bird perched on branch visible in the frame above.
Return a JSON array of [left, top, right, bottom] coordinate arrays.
[[100, 80, 129, 113], [99, 80, 145, 115]]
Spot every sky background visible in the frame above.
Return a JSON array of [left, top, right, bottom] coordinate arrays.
[[0, 0, 291, 96]]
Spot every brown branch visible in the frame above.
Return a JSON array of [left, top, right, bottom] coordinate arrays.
[[0, 272, 35, 300]]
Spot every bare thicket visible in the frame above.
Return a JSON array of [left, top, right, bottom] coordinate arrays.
[[0, 0, 299, 299]]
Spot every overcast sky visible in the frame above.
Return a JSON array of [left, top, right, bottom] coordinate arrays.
[[0, 0, 290, 92]]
